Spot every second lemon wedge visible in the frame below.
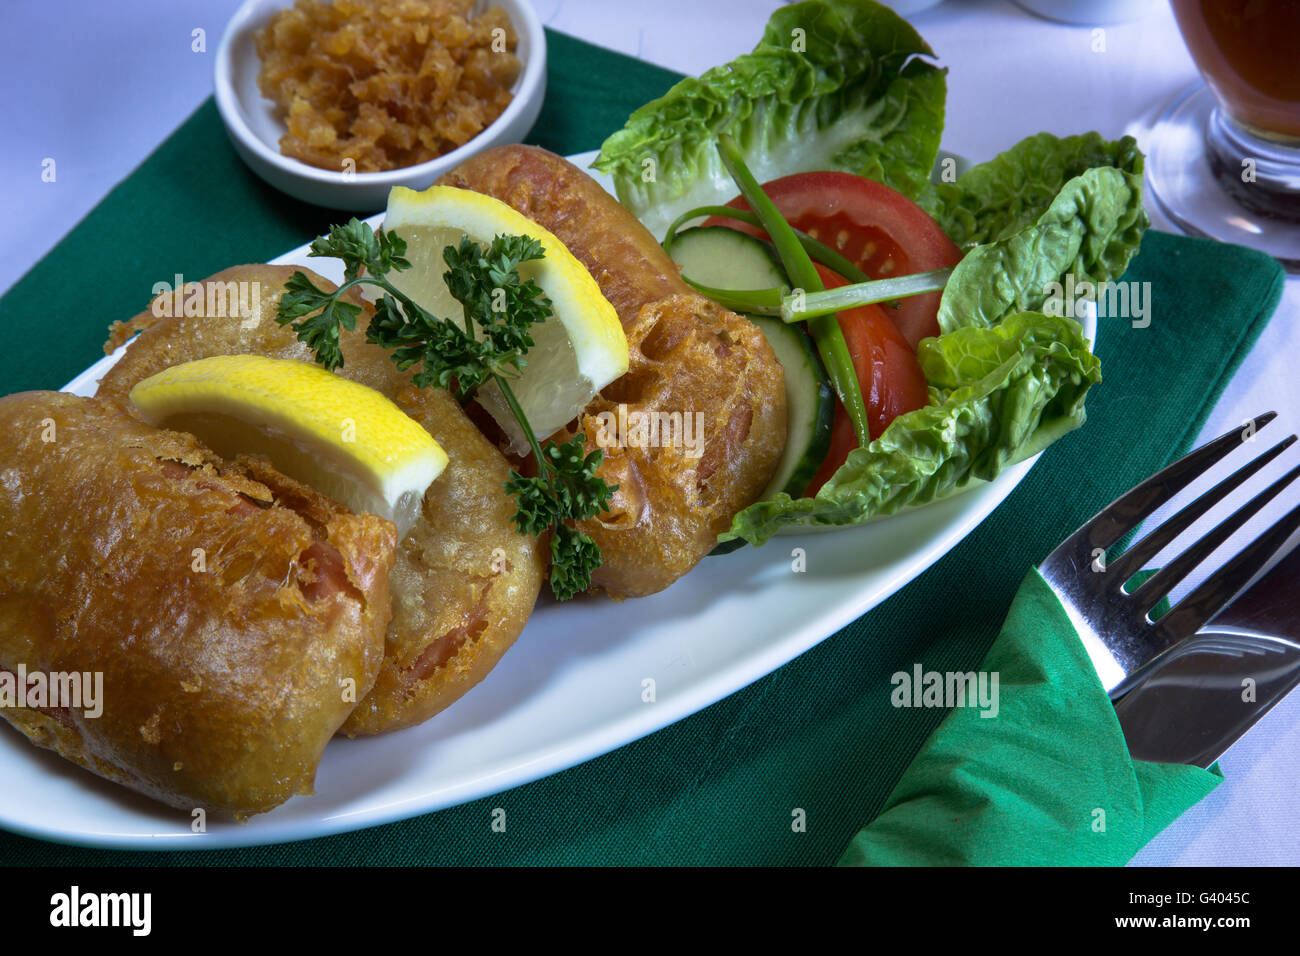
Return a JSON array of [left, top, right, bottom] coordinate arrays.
[[129, 355, 447, 538], [383, 184, 628, 453]]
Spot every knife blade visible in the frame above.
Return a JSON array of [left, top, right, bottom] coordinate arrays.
[[1113, 541, 1300, 767]]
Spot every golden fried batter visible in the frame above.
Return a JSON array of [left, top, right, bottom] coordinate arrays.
[[0, 393, 395, 816], [98, 265, 544, 735], [437, 146, 788, 598]]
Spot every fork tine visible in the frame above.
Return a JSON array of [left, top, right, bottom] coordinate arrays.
[[1152, 496, 1300, 647], [1130, 461, 1300, 616], [1105, 435, 1297, 588], [1053, 412, 1277, 559]]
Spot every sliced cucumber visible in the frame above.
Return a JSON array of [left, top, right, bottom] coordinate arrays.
[[667, 226, 787, 290], [750, 316, 834, 501]]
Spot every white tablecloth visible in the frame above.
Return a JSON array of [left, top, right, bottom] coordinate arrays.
[[1, 0, 1295, 865]]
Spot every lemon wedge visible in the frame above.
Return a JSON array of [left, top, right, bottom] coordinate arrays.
[[129, 355, 447, 538], [383, 184, 629, 453]]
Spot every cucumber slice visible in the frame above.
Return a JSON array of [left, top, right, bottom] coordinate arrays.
[[667, 226, 787, 290], [750, 316, 834, 501]]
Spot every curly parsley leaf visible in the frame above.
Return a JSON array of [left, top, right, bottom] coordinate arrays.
[[548, 523, 603, 602], [367, 293, 489, 395], [505, 435, 613, 536], [541, 434, 614, 522], [307, 218, 411, 281], [275, 270, 361, 371], [503, 470, 560, 537], [442, 234, 552, 369]]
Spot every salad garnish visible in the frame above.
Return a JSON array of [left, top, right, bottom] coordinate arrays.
[[599, 0, 1147, 544]]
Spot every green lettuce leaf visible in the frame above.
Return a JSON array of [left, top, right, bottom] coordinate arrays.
[[721, 312, 1101, 545], [922, 131, 1145, 247], [929, 133, 1149, 333], [592, 0, 945, 239]]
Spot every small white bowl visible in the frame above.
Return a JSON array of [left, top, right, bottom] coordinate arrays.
[[214, 0, 547, 211]]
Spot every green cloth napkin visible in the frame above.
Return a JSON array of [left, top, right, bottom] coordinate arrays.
[[0, 30, 1286, 866], [839, 569, 1223, 866]]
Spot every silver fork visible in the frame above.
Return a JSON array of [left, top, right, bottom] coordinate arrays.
[[1113, 534, 1300, 767], [1039, 411, 1300, 704]]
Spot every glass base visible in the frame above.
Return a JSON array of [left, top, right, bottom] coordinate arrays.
[[1147, 83, 1300, 272]]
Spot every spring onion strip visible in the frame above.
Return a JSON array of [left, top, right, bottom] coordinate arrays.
[[781, 268, 953, 323], [715, 135, 870, 446], [678, 277, 786, 315]]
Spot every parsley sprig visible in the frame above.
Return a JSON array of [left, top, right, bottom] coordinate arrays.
[[276, 218, 615, 599]]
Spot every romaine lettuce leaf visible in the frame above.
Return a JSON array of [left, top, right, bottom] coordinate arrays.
[[930, 133, 1149, 333], [922, 131, 1145, 247], [721, 312, 1101, 545], [592, 0, 945, 239]]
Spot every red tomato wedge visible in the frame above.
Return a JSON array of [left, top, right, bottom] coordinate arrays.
[[803, 264, 930, 495], [703, 170, 963, 350]]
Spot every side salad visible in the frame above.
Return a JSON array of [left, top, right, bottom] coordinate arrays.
[[593, 0, 1147, 547]]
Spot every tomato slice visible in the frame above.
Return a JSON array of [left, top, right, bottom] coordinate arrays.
[[703, 170, 962, 350], [803, 265, 930, 496]]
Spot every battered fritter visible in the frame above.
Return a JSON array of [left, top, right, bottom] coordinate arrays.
[[98, 265, 544, 735], [437, 145, 788, 598], [0, 392, 395, 816]]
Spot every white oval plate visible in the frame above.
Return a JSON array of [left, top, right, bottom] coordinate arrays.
[[0, 152, 1093, 849]]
